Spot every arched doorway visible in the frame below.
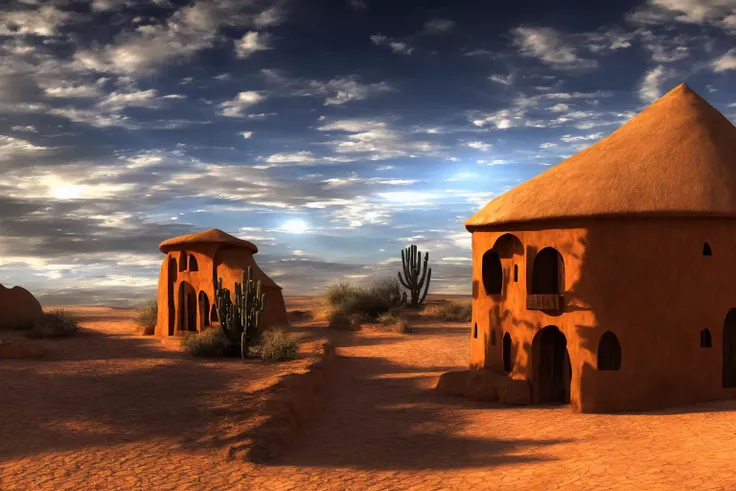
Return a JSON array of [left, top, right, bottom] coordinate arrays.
[[502, 332, 512, 372], [533, 325, 571, 404], [198, 291, 210, 330], [178, 281, 197, 332], [167, 257, 177, 335], [531, 247, 564, 294], [723, 309, 736, 388]]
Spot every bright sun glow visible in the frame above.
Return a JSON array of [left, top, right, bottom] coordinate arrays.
[[281, 219, 309, 233], [51, 184, 85, 200]]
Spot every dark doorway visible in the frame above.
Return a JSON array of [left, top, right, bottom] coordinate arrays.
[[531, 248, 564, 294], [198, 291, 210, 330], [723, 309, 736, 388], [211, 305, 218, 323], [534, 326, 571, 404], [703, 243, 712, 256], [482, 250, 502, 294], [167, 257, 177, 336], [502, 332, 512, 372], [178, 282, 197, 332], [597, 331, 621, 370]]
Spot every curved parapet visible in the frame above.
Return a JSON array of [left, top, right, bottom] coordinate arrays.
[[0, 284, 43, 329]]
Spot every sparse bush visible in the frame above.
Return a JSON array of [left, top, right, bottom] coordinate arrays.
[[394, 317, 412, 334], [378, 312, 399, 325], [368, 278, 406, 309], [289, 309, 314, 320], [325, 282, 361, 307], [25, 310, 79, 338], [134, 298, 158, 335], [421, 301, 472, 322], [261, 327, 299, 361], [181, 327, 236, 357]]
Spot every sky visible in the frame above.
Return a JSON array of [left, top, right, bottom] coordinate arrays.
[[0, 0, 735, 307]]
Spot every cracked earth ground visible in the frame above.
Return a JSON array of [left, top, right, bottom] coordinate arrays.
[[1, 298, 736, 490]]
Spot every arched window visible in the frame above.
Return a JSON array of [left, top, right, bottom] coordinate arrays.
[[503, 333, 512, 372], [598, 331, 621, 371], [178, 251, 187, 272], [703, 243, 712, 256], [531, 247, 564, 294], [482, 250, 502, 294], [513, 264, 519, 283], [700, 328, 712, 348], [473, 323, 478, 339], [189, 255, 199, 271], [198, 291, 210, 328]]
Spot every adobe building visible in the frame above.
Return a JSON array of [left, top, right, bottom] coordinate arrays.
[[0, 283, 43, 329], [466, 83, 736, 413], [154, 229, 287, 337]]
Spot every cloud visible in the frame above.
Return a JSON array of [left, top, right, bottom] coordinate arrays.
[[219, 91, 265, 117], [548, 103, 569, 112], [41, 83, 102, 99], [235, 31, 272, 59], [629, 0, 736, 30], [512, 27, 597, 70], [638, 65, 670, 101], [0, 5, 72, 37], [264, 151, 318, 164], [348, 0, 368, 9], [242, 131, 253, 139], [11, 125, 37, 133], [262, 69, 394, 105], [489, 74, 514, 86], [560, 132, 604, 142], [712, 48, 736, 71], [467, 141, 491, 151], [73, 1, 284, 75], [422, 19, 455, 34], [370, 34, 414, 55]]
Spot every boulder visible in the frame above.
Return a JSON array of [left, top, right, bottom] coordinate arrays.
[[0, 284, 43, 330], [436, 370, 475, 397], [463, 370, 499, 402], [496, 376, 532, 405], [0, 339, 47, 359]]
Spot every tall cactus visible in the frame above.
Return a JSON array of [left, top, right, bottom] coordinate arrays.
[[397, 244, 432, 307], [213, 265, 267, 359]]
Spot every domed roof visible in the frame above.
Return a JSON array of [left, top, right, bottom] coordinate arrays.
[[159, 229, 258, 254], [466, 83, 736, 230]]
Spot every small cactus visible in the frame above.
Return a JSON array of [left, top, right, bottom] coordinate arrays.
[[398, 244, 432, 307], [213, 266, 267, 359]]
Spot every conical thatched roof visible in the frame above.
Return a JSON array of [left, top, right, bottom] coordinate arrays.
[[466, 83, 736, 230], [159, 229, 258, 253]]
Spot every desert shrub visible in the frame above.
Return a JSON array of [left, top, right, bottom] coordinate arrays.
[[181, 327, 236, 357], [134, 298, 158, 335], [324, 281, 361, 307], [289, 309, 314, 320], [261, 327, 299, 361], [421, 301, 472, 322], [25, 309, 79, 338], [378, 312, 399, 325], [394, 317, 412, 334], [340, 290, 391, 321], [368, 278, 405, 309]]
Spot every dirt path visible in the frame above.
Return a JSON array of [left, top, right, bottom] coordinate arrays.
[[2, 304, 736, 490]]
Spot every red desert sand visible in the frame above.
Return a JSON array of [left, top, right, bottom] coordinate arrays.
[[1, 296, 735, 490]]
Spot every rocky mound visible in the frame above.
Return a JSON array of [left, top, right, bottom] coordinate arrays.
[[0, 284, 43, 329]]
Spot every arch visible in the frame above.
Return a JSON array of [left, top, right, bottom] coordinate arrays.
[[533, 325, 571, 403], [493, 233, 524, 259], [700, 328, 712, 348], [723, 309, 736, 388], [198, 291, 210, 329], [481, 250, 502, 294], [531, 247, 564, 294], [513, 264, 519, 283], [502, 332, 512, 372], [703, 242, 712, 256], [178, 251, 187, 272], [210, 304, 218, 323], [597, 331, 621, 370], [167, 257, 177, 336], [189, 254, 199, 271], [473, 323, 478, 339], [177, 281, 197, 332]]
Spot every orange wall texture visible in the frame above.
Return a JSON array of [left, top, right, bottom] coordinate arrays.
[[155, 244, 287, 337], [471, 216, 736, 413]]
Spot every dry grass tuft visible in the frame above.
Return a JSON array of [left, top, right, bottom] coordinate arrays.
[[420, 301, 472, 322], [25, 310, 79, 338]]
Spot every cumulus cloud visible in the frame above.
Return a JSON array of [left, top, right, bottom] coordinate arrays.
[[512, 27, 597, 70], [629, 0, 736, 30], [0, 5, 72, 37], [219, 91, 265, 117], [235, 31, 272, 59], [712, 48, 736, 71], [369, 34, 414, 55], [467, 141, 491, 151], [261, 69, 393, 105]]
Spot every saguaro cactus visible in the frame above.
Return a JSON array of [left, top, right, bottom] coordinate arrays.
[[398, 244, 432, 307], [213, 265, 267, 359]]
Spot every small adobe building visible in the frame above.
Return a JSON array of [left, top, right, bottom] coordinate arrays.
[[0, 283, 43, 329], [154, 229, 287, 337], [466, 83, 736, 413]]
